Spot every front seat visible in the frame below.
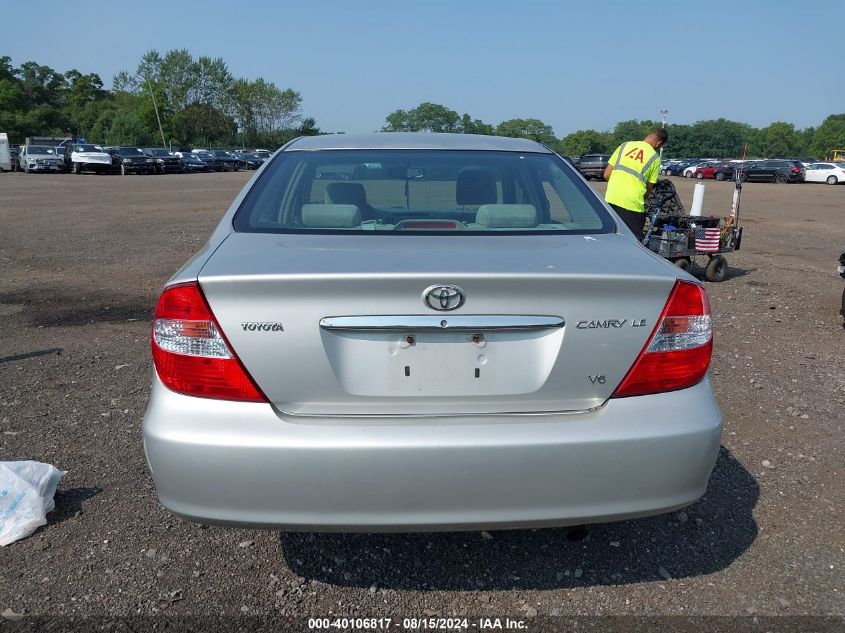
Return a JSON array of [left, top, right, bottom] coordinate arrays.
[[325, 182, 377, 221]]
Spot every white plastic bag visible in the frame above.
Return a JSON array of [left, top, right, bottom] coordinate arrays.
[[0, 461, 65, 546]]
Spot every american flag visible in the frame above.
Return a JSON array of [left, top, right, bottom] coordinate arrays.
[[695, 226, 721, 252]]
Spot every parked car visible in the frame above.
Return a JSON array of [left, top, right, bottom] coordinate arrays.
[[577, 154, 610, 180], [143, 148, 184, 174], [107, 146, 157, 175], [192, 150, 224, 171], [693, 162, 732, 180], [804, 162, 845, 185], [253, 149, 272, 160], [235, 152, 264, 170], [143, 132, 721, 533], [683, 162, 708, 178], [714, 159, 805, 183], [63, 143, 113, 174], [210, 149, 240, 171], [0, 133, 11, 172], [18, 145, 63, 173], [9, 146, 19, 172], [179, 153, 212, 173], [662, 160, 696, 177]]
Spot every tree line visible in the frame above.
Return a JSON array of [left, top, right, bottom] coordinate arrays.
[[383, 103, 845, 159], [3, 54, 844, 157], [0, 50, 319, 149]]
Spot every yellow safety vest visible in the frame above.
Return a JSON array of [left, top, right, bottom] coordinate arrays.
[[604, 141, 660, 213]]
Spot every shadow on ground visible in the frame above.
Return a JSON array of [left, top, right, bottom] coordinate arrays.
[[0, 287, 153, 327], [280, 447, 757, 590], [48, 486, 103, 527]]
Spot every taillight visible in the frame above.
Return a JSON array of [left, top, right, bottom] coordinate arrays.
[[151, 282, 266, 402], [791, 167, 801, 173], [612, 280, 712, 398]]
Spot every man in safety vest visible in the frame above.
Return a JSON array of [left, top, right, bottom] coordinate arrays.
[[602, 128, 668, 240]]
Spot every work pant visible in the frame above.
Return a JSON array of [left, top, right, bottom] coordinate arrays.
[[609, 204, 646, 241]]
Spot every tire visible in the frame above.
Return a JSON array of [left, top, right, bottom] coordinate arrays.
[[121, 164, 127, 176], [826, 175, 838, 185], [684, 171, 692, 178], [715, 172, 726, 181], [705, 255, 728, 282], [673, 257, 691, 272], [73, 162, 81, 175], [774, 172, 789, 184], [24, 163, 30, 174], [696, 172, 704, 179]]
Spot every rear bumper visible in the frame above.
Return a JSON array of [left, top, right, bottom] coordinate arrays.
[[578, 167, 606, 178], [25, 165, 62, 171], [143, 377, 722, 532]]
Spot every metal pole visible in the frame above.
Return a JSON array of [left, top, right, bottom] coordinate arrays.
[[659, 109, 669, 161], [146, 77, 167, 148]]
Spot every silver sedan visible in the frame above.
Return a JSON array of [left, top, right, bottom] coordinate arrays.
[[143, 133, 721, 532]]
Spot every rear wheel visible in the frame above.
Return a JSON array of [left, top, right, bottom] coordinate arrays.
[[715, 172, 726, 181], [826, 175, 838, 185], [775, 172, 789, 183], [684, 171, 692, 178], [705, 255, 728, 282], [673, 257, 691, 272]]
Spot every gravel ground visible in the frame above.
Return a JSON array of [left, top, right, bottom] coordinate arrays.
[[0, 171, 842, 631]]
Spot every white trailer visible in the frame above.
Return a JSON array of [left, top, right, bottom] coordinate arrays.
[[0, 133, 11, 172]]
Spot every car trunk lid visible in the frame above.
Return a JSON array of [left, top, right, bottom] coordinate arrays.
[[198, 232, 678, 416]]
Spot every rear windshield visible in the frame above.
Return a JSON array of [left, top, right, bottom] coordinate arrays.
[[581, 155, 610, 162], [233, 150, 614, 235]]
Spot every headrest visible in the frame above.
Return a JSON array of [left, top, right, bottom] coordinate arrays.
[[475, 204, 539, 228], [326, 182, 367, 207], [456, 168, 497, 206], [301, 204, 361, 228]]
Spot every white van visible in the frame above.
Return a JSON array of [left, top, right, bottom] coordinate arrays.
[[0, 133, 11, 172]]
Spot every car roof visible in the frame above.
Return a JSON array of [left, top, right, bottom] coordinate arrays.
[[284, 132, 552, 153]]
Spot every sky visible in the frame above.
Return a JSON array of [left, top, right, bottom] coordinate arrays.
[[4, 1, 842, 136]]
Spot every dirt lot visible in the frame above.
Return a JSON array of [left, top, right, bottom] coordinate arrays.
[[0, 171, 842, 631]]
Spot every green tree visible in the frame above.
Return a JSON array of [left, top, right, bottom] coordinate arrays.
[[753, 121, 805, 157], [171, 103, 236, 147], [297, 117, 321, 136], [558, 129, 613, 156], [810, 114, 845, 158], [611, 119, 658, 147], [383, 102, 461, 132], [495, 118, 557, 144], [460, 113, 495, 135], [684, 118, 754, 157]]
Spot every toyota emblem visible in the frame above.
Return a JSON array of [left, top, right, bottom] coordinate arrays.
[[423, 285, 465, 311]]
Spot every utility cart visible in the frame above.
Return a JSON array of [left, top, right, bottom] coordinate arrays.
[[642, 178, 744, 282]]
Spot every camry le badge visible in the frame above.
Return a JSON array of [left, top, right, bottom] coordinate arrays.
[[423, 285, 465, 311]]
